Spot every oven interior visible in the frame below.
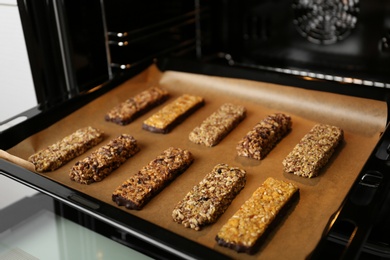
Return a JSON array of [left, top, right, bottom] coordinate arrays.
[[16, 0, 390, 111], [2, 0, 390, 258], [104, 0, 390, 94]]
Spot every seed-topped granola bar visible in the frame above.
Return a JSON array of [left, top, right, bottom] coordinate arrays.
[[172, 163, 246, 231], [28, 126, 104, 172], [282, 123, 343, 178], [105, 86, 169, 125], [189, 103, 246, 147]]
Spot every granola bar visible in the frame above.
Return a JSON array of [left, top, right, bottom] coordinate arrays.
[[172, 163, 246, 231], [189, 103, 246, 147], [236, 113, 291, 160], [283, 123, 343, 178], [216, 177, 299, 254], [105, 86, 169, 125], [28, 126, 104, 172], [112, 147, 194, 210], [142, 94, 204, 134], [69, 134, 139, 184]]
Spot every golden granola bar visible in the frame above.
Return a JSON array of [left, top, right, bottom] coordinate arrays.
[[28, 126, 104, 172], [216, 177, 299, 254], [112, 147, 194, 210], [105, 86, 169, 125], [189, 103, 246, 147], [283, 123, 343, 178], [236, 113, 291, 160], [142, 94, 204, 134], [172, 163, 246, 231], [69, 134, 139, 184]]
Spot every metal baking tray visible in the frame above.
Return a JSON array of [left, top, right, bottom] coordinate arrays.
[[1, 65, 387, 259]]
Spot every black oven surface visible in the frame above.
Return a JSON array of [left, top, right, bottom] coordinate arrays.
[[17, 0, 390, 106], [161, 0, 390, 101], [223, 0, 389, 80]]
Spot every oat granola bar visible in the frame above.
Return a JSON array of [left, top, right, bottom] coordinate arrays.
[[142, 94, 204, 134], [172, 163, 246, 231], [283, 123, 343, 178], [112, 147, 194, 210], [236, 113, 291, 160], [189, 103, 246, 147], [69, 134, 139, 184], [28, 126, 104, 172], [105, 86, 169, 125], [216, 177, 299, 254]]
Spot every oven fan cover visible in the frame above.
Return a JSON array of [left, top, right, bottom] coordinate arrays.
[[292, 0, 359, 44]]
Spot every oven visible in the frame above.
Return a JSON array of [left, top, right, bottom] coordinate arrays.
[[1, 0, 390, 259]]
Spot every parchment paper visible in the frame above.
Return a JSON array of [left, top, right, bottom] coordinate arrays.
[[8, 65, 387, 259]]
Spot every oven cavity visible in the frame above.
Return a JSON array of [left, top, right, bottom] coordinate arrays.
[[292, 0, 360, 44]]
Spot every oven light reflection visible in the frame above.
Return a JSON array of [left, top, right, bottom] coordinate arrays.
[[353, 79, 362, 84], [344, 78, 353, 83], [302, 76, 315, 81], [300, 74, 385, 87], [325, 75, 333, 81], [235, 62, 389, 89], [374, 82, 384, 88], [363, 80, 374, 86]]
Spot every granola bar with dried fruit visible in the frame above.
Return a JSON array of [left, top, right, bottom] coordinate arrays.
[[112, 147, 193, 210], [236, 113, 291, 160], [69, 134, 139, 184]]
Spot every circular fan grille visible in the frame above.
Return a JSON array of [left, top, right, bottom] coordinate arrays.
[[293, 0, 359, 44]]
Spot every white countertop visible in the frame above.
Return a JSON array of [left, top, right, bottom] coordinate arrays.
[[0, 2, 38, 209], [0, 2, 36, 123]]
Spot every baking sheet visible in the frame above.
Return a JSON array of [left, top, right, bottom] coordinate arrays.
[[8, 65, 387, 259]]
